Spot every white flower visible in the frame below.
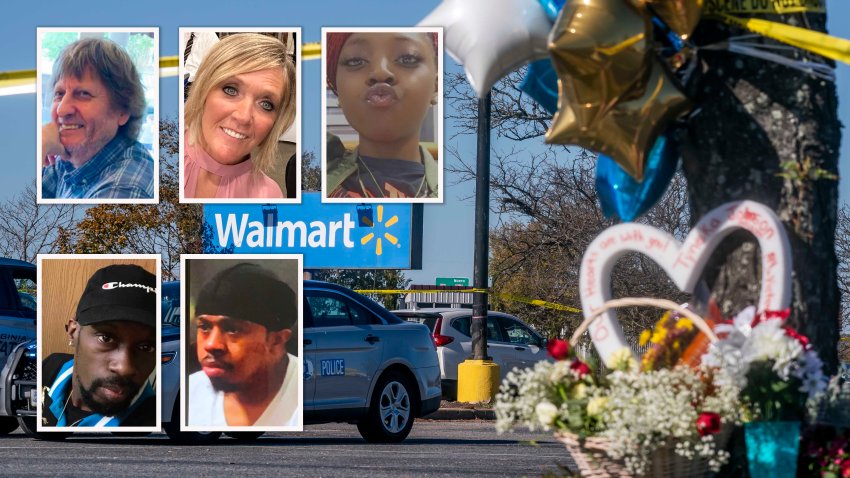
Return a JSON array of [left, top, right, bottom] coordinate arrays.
[[535, 401, 558, 429], [731, 306, 756, 334], [548, 360, 572, 383], [744, 319, 802, 377], [599, 367, 735, 475]]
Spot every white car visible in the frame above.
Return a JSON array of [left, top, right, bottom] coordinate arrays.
[[393, 308, 552, 400]]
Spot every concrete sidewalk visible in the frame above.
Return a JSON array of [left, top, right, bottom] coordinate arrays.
[[422, 401, 495, 420]]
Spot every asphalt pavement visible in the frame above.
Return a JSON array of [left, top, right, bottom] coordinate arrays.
[[0, 420, 573, 477]]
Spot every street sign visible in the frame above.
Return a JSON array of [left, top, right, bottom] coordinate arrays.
[[436, 277, 469, 287]]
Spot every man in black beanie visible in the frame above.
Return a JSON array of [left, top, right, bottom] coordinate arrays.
[[41, 264, 157, 428], [188, 263, 300, 427]]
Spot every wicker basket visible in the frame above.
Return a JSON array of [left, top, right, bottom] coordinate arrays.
[[556, 432, 632, 478], [558, 297, 723, 478]]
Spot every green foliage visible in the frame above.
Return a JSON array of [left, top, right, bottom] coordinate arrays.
[[125, 33, 155, 68], [41, 32, 79, 63], [742, 361, 807, 421], [778, 157, 838, 182], [301, 150, 320, 191], [311, 269, 410, 309]]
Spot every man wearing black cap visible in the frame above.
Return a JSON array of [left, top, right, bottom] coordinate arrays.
[[41, 264, 157, 427], [188, 263, 300, 427]]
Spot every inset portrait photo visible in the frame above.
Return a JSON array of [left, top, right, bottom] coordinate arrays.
[[180, 255, 303, 432], [37, 28, 159, 204], [322, 27, 443, 203], [179, 29, 301, 203], [36, 254, 161, 432]]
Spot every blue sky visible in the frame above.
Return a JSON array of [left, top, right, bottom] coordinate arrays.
[[1, 0, 848, 286]]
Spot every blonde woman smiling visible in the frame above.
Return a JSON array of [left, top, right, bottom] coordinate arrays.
[[184, 33, 295, 199]]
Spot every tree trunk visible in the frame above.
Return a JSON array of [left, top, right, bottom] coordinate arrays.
[[681, 13, 841, 375]]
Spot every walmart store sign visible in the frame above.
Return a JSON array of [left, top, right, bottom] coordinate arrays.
[[203, 193, 422, 269]]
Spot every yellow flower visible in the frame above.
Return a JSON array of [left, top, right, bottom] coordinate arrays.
[[676, 318, 694, 331], [651, 327, 667, 344], [607, 347, 637, 371], [570, 383, 588, 400], [587, 396, 608, 417], [639, 330, 651, 347]]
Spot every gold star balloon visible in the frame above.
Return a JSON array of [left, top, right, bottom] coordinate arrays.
[[552, 58, 691, 180], [546, 0, 692, 180], [643, 0, 703, 39], [547, 0, 652, 126]]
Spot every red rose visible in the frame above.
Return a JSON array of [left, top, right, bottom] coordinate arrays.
[[547, 338, 570, 361], [570, 359, 591, 378], [696, 412, 722, 437]]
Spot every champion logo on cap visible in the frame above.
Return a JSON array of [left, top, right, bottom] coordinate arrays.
[[101, 281, 155, 294]]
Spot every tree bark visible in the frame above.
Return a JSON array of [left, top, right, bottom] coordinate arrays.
[[681, 13, 841, 375]]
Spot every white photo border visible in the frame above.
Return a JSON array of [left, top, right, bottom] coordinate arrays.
[[36, 27, 160, 205], [36, 253, 162, 433], [179, 253, 304, 432], [178, 27, 302, 205], [320, 26, 444, 204]]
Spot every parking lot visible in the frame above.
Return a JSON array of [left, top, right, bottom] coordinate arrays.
[[0, 420, 570, 477]]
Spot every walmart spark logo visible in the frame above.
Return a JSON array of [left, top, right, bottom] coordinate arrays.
[[358, 205, 400, 256]]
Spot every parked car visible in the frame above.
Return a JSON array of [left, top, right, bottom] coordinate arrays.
[[393, 308, 551, 400], [0, 258, 37, 435], [3, 280, 441, 444], [302, 281, 441, 442]]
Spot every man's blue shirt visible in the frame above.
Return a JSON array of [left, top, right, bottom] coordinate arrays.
[[42, 135, 154, 200]]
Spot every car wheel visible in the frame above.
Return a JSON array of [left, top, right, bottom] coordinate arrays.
[[357, 371, 417, 443], [0, 417, 18, 434], [17, 416, 71, 440], [163, 394, 221, 445], [224, 431, 264, 441], [163, 419, 221, 445]]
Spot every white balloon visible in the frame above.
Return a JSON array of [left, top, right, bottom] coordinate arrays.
[[420, 0, 551, 97]]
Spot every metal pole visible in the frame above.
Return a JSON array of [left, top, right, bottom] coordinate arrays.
[[471, 92, 491, 361]]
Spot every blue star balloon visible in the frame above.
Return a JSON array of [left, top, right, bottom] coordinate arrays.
[[520, 59, 559, 114], [521, 0, 566, 113], [596, 134, 679, 222], [537, 0, 566, 21]]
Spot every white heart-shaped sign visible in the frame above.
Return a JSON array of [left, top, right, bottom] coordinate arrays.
[[578, 200, 792, 364]]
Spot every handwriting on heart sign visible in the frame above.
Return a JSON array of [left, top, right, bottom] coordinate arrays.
[[579, 200, 792, 365]]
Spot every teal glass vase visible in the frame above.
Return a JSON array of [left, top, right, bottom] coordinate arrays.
[[744, 421, 800, 478]]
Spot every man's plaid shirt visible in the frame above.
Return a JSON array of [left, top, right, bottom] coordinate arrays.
[[42, 135, 154, 200]]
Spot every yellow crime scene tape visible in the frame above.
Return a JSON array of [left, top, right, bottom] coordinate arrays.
[[703, 0, 825, 15], [713, 13, 850, 64], [0, 42, 323, 96], [354, 288, 583, 314], [701, 0, 849, 65]]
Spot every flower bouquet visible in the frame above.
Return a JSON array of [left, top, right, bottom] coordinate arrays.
[[802, 425, 850, 478], [702, 306, 828, 477], [496, 299, 739, 477]]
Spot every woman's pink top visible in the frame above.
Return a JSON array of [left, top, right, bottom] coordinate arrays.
[[184, 141, 283, 199]]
